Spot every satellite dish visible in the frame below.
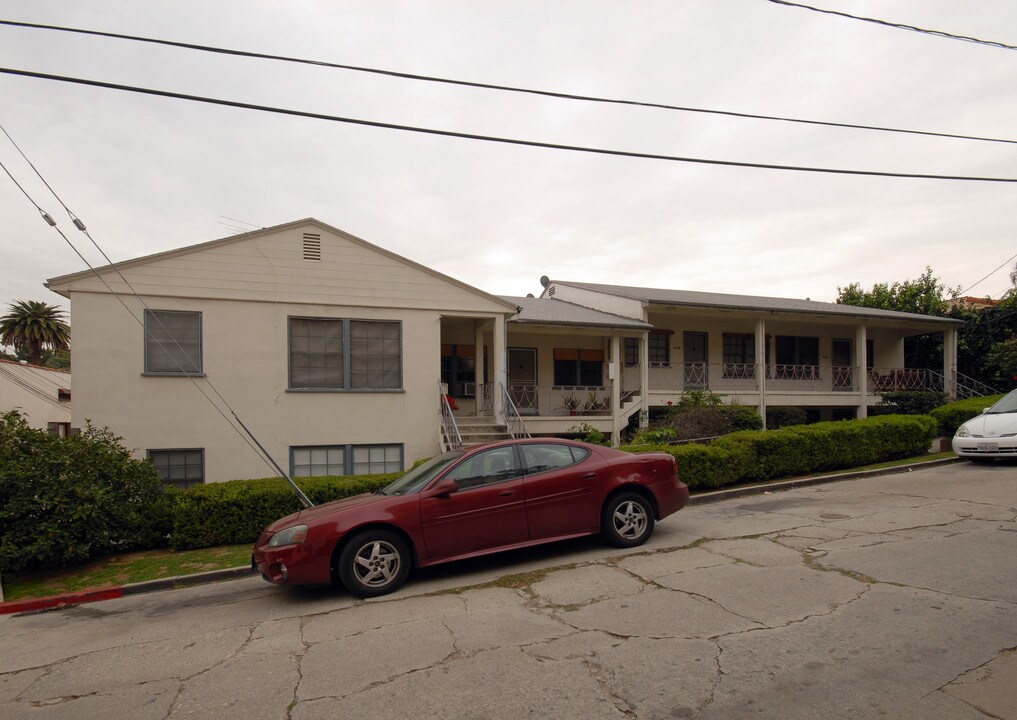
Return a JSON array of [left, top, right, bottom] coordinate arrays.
[[539, 275, 550, 287]]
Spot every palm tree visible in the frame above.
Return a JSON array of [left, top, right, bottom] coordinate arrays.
[[0, 300, 71, 366]]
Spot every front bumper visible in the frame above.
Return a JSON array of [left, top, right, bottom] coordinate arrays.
[[952, 436, 1017, 458], [252, 539, 333, 586]]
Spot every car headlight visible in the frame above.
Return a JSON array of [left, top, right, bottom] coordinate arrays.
[[268, 524, 308, 547], [955, 426, 970, 438]]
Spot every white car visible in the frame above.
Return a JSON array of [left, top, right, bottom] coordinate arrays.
[[952, 389, 1017, 461]]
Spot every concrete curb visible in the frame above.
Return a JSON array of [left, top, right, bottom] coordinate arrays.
[[0, 457, 963, 615], [0, 566, 258, 616]]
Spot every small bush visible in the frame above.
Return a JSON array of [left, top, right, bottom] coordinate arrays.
[[877, 391, 947, 416], [567, 422, 610, 446], [0, 411, 167, 574], [929, 394, 1005, 436], [721, 406, 764, 431], [765, 406, 808, 430]]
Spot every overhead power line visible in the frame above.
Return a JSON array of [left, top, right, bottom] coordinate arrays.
[[2, 67, 1016, 184], [1, 18, 1016, 147], [766, 0, 1017, 52], [957, 251, 1017, 296], [0, 124, 314, 507]]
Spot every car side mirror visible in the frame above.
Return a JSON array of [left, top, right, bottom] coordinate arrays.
[[982, 408, 990, 414], [427, 477, 459, 498]]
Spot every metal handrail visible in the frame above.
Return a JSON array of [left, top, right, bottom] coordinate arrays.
[[439, 384, 462, 451], [501, 382, 531, 439], [927, 370, 1000, 399]]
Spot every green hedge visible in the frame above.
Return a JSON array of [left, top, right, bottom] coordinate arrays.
[[168, 473, 399, 550], [928, 394, 1004, 436], [622, 414, 937, 491]]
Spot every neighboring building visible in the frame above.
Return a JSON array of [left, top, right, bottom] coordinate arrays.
[[945, 296, 1000, 311], [0, 358, 71, 434], [47, 218, 967, 486]]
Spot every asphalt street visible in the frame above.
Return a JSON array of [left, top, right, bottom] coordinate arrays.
[[1, 461, 1015, 719]]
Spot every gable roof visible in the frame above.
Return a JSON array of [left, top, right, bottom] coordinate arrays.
[[550, 281, 963, 326], [46, 218, 519, 313], [502, 296, 652, 330]]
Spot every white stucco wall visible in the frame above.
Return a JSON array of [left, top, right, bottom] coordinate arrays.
[[0, 360, 71, 429]]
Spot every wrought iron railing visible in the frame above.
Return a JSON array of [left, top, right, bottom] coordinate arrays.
[[439, 383, 462, 451], [926, 370, 1000, 399], [621, 362, 999, 397], [501, 383, 531, 439]]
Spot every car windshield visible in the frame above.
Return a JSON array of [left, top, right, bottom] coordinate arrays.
[[380, 451, 464, 495], [986, 389, 1017, 414]]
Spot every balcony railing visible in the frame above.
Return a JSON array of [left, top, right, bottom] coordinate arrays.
[[623, 363, 945, 395]]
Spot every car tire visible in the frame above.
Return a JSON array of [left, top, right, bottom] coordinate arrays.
[[601, 492, 655, 548], [336, 529, 411, 598]]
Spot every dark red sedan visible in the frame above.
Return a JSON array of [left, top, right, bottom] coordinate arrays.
[[253, 439, 689, 597]]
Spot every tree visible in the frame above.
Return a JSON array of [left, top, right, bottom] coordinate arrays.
[[836, 267, 958, 370], [0, 300, 70, 367], [836, 268, 1017, 391], [836, 267, 959, 316]]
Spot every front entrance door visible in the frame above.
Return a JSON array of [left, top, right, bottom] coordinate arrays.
[[832, 339, 853, 389], [683, 332, 708, 389], [508, 348, 538, 414]]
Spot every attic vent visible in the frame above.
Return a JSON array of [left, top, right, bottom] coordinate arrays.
[[547, 285, 556, 297], [302, 233, 322, 261]]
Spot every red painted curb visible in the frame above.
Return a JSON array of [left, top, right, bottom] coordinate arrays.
[[0, 586, 124, 615]]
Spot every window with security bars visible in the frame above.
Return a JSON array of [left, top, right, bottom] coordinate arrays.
[[149, 449, 204, 489], [289, 318, 401, 390], [145, 310, 202, 374], [722, 333, 756, 378], [648, 332, 670, 365], [553, 348, 604, 387], [292, 444, 402, 476]]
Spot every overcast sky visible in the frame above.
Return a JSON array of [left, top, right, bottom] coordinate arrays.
[[2, 0, 1016, 320]]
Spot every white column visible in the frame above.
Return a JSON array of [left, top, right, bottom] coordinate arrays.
[[493, 314, 507, 424], [755, 318, 767, 425], [855, 325, 868, 419], [610, 334, 622, 445], [474, 322, 486, 413], [943, 328, 958, 399], [639, 332, 650, 428]]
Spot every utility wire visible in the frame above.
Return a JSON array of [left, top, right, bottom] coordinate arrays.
[[957, 251, 1017, 296], [2, 18, 1016, 147], [766, 0, 1017, 52], [0, 132, 313, 505], [0, 363, 67, 410], [3, 67, 1016, 184]]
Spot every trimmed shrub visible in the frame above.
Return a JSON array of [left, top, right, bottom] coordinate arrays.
[[929, 394, 1005, 436], [624, 414, 937, 491], [0, 411, 167, 574], [168, 472, 400, 550]]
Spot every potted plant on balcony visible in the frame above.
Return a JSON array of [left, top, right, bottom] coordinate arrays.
[[584, 391, 605, 415], [561, 392, 581, 416]]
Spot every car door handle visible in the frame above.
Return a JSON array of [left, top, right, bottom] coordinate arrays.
[[499, 490, 515, 497], [582, 472, 598, 480]]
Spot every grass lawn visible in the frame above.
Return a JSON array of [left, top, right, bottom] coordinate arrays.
[[1, 544, 253, 602], [0, 451, 959, 603]]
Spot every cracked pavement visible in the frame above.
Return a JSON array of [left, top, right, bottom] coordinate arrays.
[[1, 462, 1015, 719]]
